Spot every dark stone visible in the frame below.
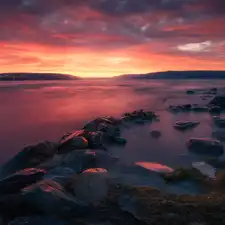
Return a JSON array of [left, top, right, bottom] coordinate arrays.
[[208, 95, 225, 109], [168, 104, 192, 113], [123, 110, 157, 121], [150, 130, 161, 138], [9, 216, 72, 225], [0, 142, 57, 177], [187, 138, 224, 156], [174, 121, 199, 130], [186, 90, 195, 94], [0, 168, 46, 196], [22, 179, 90, 217]]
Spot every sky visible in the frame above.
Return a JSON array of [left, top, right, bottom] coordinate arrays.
[[0, 0, 225, 77]]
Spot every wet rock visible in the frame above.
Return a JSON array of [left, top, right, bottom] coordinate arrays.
[[72, 168, 108, 204], [162, 168, 205, 183], [22, 179, 90, 217], [40, 150, 96, 172], [58, 131, 89, 154], [187, 138, 224, 156], [191, 106, 208, 112], [168, 104, 192, 113], [0, 142, 57, 177], [135, 119, 145, 124], [123, 110, 158, 121], [44, 167, 75, 185], [208, 106, 221, 114], [208, 95, 225, 109], [174, 121, 200, 130], [186, 90, 195, 94], [135, 162, 173, 173], [113, 137, 127, 145], [192, 162, 216, 179], [150, 130, 161, 138], [87, 131, 106, 150], [0, 168, 46, 196], [9, 216, 72, 225]]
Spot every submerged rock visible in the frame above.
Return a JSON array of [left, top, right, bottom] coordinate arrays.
[[174, 121, 199, 130], [150, 130, 161, 138], [208, 95, 225, 109], [168, 104, 192, 113], [187, 138, 224, 156], [113, 137, 127, 145], [0, 142, 56, 177], [22, 179, 90, 217], [0, 168, 46, 195], [123, 109, 158, 121], [191, 106, 208, 112], [72, 168, 108, 204]]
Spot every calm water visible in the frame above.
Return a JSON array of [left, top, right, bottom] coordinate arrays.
[[1, 79, 225, 170]]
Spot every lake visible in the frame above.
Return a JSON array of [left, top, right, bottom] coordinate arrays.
[[1, 79, 225, 193]]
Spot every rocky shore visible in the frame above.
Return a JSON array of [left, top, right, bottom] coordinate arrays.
[[1, 87, 225, 224]]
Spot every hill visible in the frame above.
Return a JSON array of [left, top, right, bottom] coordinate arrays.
[[0, 73, 79, 81], [117, 71, 225, 79]]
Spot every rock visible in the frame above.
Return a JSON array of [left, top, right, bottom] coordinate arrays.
[[135, 119, 145, 124], [113, 137, 127, 145], [208, 106, 221, 114], [135, 162, 173, 174], [44, 167, 75, 185], [192, 162, 216, 179], [187, 138, 224, 156], [0, 168, 46, 196], [0, 142, 57, 177], [40, 150, 96, 172], [186, 90, 195, 94], [168, 104, 192, 113], [208, 95, 225, 109], [213, 117, 225, 127], [22, 179, 90, 217], [174, 121, 200, 130], [191, 106, 208, 112], [150, 130, 161, 138], [58, 131, 89, 154], [162, 168, 204, 183], [72, 168, 108, 204], [87, 131, 106, 150], [123, 110, 157, 121], [9, 216, 71, 225]]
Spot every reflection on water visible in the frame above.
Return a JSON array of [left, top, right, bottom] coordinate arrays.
[[0, 79, 225, 169]]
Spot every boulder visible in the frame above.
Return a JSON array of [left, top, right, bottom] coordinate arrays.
[[208, 95, 225, 109], [22, 179, 90, 217], [187, 138, 224, 156], [9, 216, 71, 225], [40, 150, 96, 172], [0, 142, 56, 177], [0, 168, 46, 196], [150, 130, 161, 138], [72, 168, 108, 204], [113, 137, 127, 145], [174, 121, 200, 130], [44, 167, 75, 186], [58, 131, 89, 154]]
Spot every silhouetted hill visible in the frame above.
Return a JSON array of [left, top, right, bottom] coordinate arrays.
[[0, 73, 79, 81], [118, 71, 225, 79]]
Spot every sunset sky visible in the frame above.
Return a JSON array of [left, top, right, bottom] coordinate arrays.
[[0, 0, 225, 77]]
